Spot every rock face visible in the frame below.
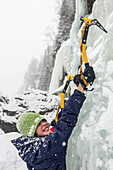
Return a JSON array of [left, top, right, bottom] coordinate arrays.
[[0, 120, 17, 133], [0, 90, 59, 133], [87, 0, 96, 14]]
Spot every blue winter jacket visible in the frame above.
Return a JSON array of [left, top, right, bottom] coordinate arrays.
[[11, 90, 86, 170]]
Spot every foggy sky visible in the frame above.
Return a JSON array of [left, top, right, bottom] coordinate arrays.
[[0, 0, 57, 96]]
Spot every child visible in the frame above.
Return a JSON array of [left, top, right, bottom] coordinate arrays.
[[11, 83, 86, 170]]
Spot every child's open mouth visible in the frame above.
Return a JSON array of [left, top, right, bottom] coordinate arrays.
[[42, 124, 50, 132]]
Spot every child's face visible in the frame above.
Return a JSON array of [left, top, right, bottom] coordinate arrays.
[[35, 121, 51, 136]]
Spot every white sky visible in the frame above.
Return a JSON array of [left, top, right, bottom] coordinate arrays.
[[0, 0, 57, 97]]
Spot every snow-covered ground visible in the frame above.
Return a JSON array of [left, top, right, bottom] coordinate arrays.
[[0, 90, 59, 170], [0, 133, 27, 170]]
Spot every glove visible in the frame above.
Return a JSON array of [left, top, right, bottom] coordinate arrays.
[[74, 74, 87, 90], [74, 65, 96, 90], [83, 65, 96, 84]]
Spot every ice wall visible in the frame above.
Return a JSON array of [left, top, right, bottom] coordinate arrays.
[[49, 40, 73, 94], [66, 0, 113, 170], [49, 0, 88, 94], [49, 0, 113, 169]]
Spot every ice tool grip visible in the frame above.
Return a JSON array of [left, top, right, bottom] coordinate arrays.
[[61, 93, 65, 109], [81, 44, 88, 64], [61, 77, 72, 109], [55, 105, 60, 123], [82, 26, 89, 44], [81, 22, 90, 65]]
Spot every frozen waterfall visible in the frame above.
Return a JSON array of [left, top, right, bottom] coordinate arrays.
[[50, 0, 113, 169]]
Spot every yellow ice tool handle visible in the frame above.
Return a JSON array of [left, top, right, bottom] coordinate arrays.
[[81, 73, 88, 87], [61, 74, 74, 109], [81, 18, 93, 64], [55, 105, 61, 123], [81, 44, 88, 64], [61, 92, 65, 109]]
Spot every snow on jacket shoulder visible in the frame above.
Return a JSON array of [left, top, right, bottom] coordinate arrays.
[[11, 90, 86, 170]]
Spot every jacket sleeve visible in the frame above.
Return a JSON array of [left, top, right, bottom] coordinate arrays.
[[49, 90, 86, 150], [54, 90, 86, 141], [28, 90, 86, 168]]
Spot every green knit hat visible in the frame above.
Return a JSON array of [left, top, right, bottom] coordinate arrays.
[[17, 112, 46, 137]]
